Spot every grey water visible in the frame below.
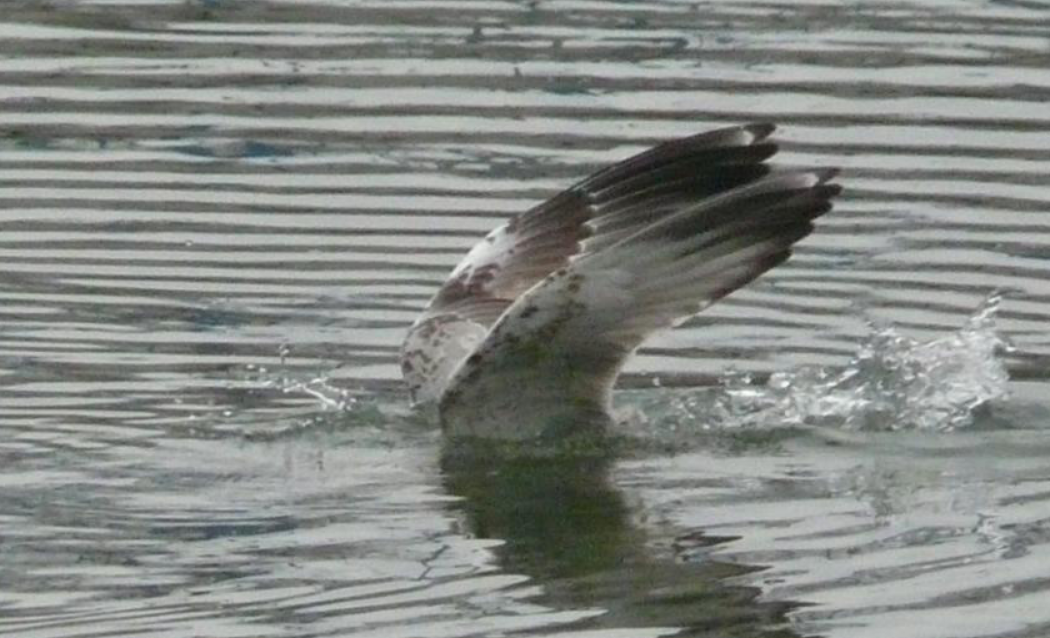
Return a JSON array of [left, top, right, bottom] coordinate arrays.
[[2, 1, 1050, 637]]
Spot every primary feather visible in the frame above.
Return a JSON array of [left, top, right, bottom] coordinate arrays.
[[400, 123, 841, 439]]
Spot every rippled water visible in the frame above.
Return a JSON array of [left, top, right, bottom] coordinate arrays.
[[2, 1, 1049, 637]]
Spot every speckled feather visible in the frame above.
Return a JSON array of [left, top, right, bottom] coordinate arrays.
[[399, 123, 841, 439]]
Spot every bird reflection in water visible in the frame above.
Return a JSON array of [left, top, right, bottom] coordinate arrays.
[[440, 443, 803, 637]]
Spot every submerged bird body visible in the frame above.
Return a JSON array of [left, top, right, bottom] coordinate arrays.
[[400, 124, 841, 440]]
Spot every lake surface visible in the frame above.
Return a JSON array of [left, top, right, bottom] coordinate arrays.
[[2, 1, 1050, 637]]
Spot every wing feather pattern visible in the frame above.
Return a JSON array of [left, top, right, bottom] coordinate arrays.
[[438, 170, 841, 439], [399, 123, 842, 438], [428, 123, 778, 321]]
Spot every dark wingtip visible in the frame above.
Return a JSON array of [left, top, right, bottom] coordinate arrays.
[[815, 168, 844, 201], [750, 141, 780, 164], [744, 122, 777, 142], [815, 167, 841, 184]]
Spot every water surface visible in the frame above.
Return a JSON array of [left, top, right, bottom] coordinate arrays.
[[2, 1, 1050, 637]]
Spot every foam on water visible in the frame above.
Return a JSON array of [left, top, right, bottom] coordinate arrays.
[[631, 293, 1013, 438]]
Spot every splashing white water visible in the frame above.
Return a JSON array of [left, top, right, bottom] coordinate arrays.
[[232, 360, 363, 413], [639, 293, 1013, 435], [225, 295, 1011, 441], [271, 372, 362, 413], [215, 364, 424, 443]]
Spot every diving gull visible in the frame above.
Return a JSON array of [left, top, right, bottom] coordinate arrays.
[[400, 123, 841, 440]]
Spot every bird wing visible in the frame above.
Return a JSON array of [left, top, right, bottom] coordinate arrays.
[[402, 124, 781, 406], [439, 169, 841, 439], [425, 123, 779, 326]]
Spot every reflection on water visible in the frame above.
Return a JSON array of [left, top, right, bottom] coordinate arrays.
[[441, 449, 798, 638], [2, 0, 1050, 637]]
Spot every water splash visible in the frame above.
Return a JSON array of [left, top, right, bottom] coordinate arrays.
[[270, 370, 362, 413], [234, 360, 363, 413], [217, 365, 431, 444], [203, 351, 407, 442], [640, 293, 1013, 436]]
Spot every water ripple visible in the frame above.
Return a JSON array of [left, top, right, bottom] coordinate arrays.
[[2, 1, 1050, 637]]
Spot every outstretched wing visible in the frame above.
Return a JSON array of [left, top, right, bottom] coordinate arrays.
[[402, 124, 780, 405], [427, 123, 779, 325], [440, 170, 841, 439]]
